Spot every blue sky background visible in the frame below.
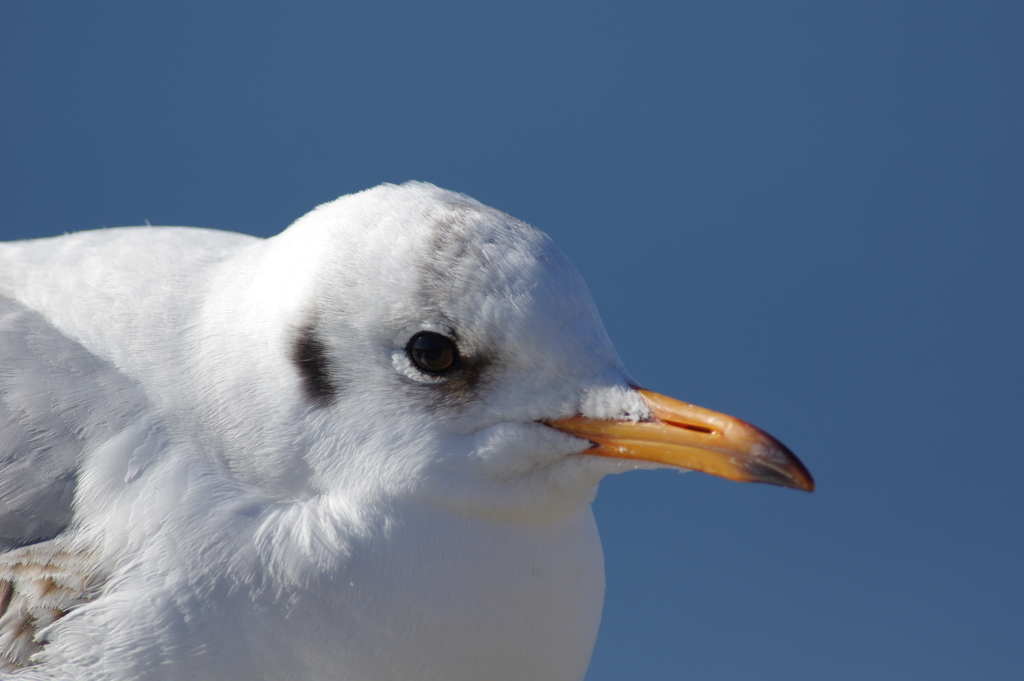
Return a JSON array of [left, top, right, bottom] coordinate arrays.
[[2, 2, 1020, 679]]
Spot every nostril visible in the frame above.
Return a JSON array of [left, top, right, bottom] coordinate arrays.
[[662, 419, 714, 434]]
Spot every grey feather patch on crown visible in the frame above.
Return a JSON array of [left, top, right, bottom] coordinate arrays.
[[291, 323, 337, 406]]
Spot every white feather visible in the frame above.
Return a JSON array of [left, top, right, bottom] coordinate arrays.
[[0, 182, 653, 680]]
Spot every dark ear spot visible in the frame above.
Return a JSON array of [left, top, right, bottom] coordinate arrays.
[[292, 324, 336, 406]]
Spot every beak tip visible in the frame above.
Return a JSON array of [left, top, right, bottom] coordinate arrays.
[[742, 460, 815, 492], [796, 465, 815, 492], [790, 470, 816, 492], [754, 439, 815, 492]]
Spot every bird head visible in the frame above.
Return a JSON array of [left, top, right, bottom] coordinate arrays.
[[213, 182, 812, 519]]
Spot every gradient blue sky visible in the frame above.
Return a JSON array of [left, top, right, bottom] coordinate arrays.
[[2, 2, 1020, 679]]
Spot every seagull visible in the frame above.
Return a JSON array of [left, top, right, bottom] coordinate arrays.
[[0, 182, 812, 680]]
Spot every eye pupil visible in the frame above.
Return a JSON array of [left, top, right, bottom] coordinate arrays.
[[408, 332, 458, 374]]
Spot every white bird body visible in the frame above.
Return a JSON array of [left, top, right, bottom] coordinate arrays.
[[0, 182, 811, 679]]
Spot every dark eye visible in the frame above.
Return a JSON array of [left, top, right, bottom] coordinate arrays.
[[407, 332, 459, 374]]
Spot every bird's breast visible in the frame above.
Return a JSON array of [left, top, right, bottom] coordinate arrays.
[[260, 501, 606, 681]]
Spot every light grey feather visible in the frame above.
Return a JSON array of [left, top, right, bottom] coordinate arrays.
[[0, 296, 148, 550]]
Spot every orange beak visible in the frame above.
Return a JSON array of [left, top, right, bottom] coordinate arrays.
[[546, 388, 813, 491]]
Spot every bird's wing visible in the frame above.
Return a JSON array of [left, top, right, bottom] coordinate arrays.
[[0, 295, 156, 670], [0, 540, 109, 671], [0, 295, 153, 549]]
